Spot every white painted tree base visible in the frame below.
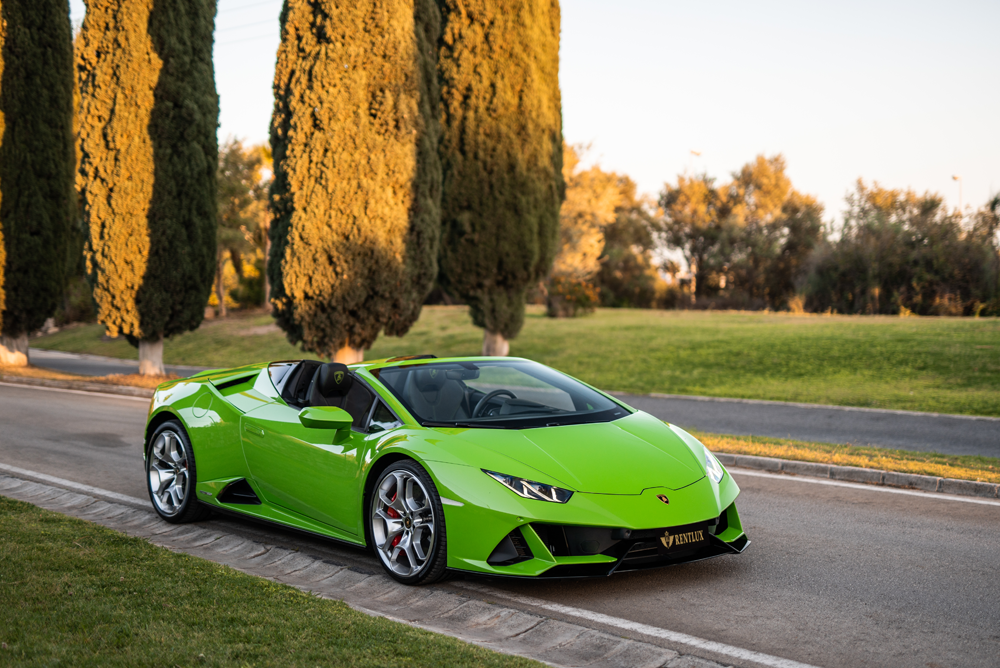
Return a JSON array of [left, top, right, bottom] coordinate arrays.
[[0, 333, 29, 366]]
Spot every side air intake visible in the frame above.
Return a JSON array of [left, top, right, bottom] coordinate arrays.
[[218, 479, 261, 505]]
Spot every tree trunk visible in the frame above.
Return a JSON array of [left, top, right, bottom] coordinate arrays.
[[138, 337, 165, 376], [333, 345, 363, 364], [263, 228, 271, 307], [0, 332, 29, 366], [216, 251, 227, 318], [482, 330, 509, 356], [690, 259, 699, 304]]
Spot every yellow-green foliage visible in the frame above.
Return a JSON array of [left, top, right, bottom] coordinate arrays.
[[0, 0, 74, 336], [76, 0, 218, 343], [438, 0, 563, 339], [269, 0, 442, 357]]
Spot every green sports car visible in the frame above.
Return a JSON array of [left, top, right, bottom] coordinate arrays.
[[144, 355, 748, 585]]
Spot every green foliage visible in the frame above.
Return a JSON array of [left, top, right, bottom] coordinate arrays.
[[0, 0, 74, 336], [269, 0, 442, 357], [660, 155, 824, 308], [546, 144, 620, 318], [597, 177, 662, 309], [438, 0, 564, 339], [0, 497, 541, 667], [805, 182, 1000, 316], [76, 0, 218, 344], [725, 157, 824, 309], [545, 275, 600, 318], [660, 173, 731, 298], [216, 138, 270, 310]]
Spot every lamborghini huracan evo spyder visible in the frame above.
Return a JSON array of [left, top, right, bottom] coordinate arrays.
[[144, 355, 749, 585]]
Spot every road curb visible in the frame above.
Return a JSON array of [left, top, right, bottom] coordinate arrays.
[[713, 452, 1000, 499], [0, 374, 154, 398], [0, 473, 773, 668]]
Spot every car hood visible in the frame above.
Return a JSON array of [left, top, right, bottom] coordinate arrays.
[[443, 411, 705, 494]]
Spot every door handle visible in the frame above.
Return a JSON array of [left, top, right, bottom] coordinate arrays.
[[243, 423, 264, 437]]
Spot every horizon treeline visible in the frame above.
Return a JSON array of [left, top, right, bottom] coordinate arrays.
[[533, 148, 1000, 318]]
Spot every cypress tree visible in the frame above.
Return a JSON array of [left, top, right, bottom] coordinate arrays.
[[269, 0, 441, 363], [76, 0, 218, 375], [438, 0, 564, 356], [0, 0, 74, 366]]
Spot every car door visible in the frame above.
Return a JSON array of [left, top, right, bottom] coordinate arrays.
[[240, 377, 377, 535]]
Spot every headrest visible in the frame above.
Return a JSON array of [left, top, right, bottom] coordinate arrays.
[[413, 368, 446, 393], [316, 363, 352, 398]]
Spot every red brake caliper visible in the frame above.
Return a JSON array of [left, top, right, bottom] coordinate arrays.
[[387, 488, 402, 548]]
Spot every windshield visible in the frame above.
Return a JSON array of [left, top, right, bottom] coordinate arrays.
[[372, 360, 626, 429]]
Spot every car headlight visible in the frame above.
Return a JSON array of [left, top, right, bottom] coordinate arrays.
[[704, 446, 725, 484], [483, 469, 574, 503]]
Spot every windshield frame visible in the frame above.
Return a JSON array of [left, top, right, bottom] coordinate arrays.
[[369, 359, 631, 430]]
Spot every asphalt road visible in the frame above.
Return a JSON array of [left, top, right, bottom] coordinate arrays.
[[2, 382, 998, 668], [620, 393, 1000, 458], [27, 346, 1000, 457]]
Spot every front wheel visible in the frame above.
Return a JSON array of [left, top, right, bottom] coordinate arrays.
[[369, 460, 448, 585], [146, 420, 211, 523]]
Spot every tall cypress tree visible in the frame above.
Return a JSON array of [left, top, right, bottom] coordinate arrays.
[[269, 0, 441, 363], [76, 0, 218, 375], [438, 0, 564, 356], [0, 0, 74, 366]]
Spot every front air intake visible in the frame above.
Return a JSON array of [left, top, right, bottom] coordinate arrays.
[[486, 528, 533, 566]]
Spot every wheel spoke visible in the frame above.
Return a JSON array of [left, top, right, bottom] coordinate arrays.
[[404, 478, 427, 514], [412, 526, 430, 561]]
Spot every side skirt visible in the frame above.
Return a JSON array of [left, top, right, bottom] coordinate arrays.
[[199, 499, 367, 550]]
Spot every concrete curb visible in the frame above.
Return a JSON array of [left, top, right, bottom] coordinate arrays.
[[0, 473, 747, 668], [0, 375, 155, 398], [714, 453, 1000, 499]]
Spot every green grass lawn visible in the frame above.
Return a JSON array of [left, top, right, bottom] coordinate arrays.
[[34, 306, 1000, 416], [0, 496, 538, 668]]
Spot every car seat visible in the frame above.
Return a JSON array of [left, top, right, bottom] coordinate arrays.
[[403, 368, 467, 421]]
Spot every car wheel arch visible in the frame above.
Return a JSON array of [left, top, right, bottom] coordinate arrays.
[[145, 409, 183, 452]]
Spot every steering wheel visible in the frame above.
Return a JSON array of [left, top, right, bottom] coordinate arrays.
[[472, 389, 517, 418]]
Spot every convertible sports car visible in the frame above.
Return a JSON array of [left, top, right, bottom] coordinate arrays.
[[144, 355, 748, 585]]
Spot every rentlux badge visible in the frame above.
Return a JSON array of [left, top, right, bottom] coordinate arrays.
[[660, 528, 706, 550]]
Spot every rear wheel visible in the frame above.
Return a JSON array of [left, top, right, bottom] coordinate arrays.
[[146, 420, 211, 523], [369, 460, 448, 585]]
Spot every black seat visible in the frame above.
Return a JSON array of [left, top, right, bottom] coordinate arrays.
[[307, 363, 353, 407], [281, 360, 323, 407]]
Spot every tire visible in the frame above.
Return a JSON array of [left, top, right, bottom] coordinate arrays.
[[146, 420, 211, 524], [368, 460, 448, 585]]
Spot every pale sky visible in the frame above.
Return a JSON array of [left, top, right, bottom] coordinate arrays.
[[70, 0, 999, 221]]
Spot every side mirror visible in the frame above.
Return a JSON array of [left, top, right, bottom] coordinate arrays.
[[298, 406, 352, 431]]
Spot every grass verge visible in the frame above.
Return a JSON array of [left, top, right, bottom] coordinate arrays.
[[0, 496, 539, 668], [695, 430, 1000, 484], [33, 306, 1000, 416]]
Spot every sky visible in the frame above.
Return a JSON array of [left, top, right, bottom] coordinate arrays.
[[69, 0, 999, 221]]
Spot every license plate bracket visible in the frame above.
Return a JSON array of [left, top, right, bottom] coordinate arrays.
[[655, 522, 710, 556]]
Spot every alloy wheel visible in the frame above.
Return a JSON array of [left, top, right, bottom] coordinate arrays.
[[148, 429, 190, 516], [371, 469, 436, 577]]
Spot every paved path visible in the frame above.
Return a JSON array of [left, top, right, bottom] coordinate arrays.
[[28, 347, 208, 379], [27, 346, 1000, 457], [1, 382, 997, 668]]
